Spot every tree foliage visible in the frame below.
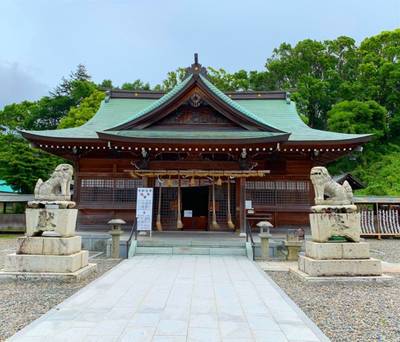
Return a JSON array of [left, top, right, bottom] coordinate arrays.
[[0, 64, 97, 192], [58, 90, 105, 128], [154, 68, 187, 92], [121, 80, 151, 91], [0, 135, 62, 193], [327, 100, 388, 139], [0, 29, 399, 195], [356, 152, 400, 196]]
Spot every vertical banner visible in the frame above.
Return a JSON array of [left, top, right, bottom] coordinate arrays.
[[136, 188, 154, 231]]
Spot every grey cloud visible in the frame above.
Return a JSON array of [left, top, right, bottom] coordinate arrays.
[[0, 62, 49, 110]]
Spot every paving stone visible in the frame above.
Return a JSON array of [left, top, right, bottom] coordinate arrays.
[[8, 255, 327, 341]]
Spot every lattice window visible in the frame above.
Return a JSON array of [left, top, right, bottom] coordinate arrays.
[[246, 180, 310, 206], [80, 178, 143, 203], [114, 179, 143, 202]]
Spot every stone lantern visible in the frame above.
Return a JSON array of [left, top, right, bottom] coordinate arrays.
[[108, 218, 126, 258], [257, 221, 273, 260]]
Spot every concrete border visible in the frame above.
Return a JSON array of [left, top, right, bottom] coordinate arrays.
[[290, 267, 394, 283], [0, 263, 97, 282]]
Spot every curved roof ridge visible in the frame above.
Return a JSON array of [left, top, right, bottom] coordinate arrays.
[[199, 75, 283, 131], [107, 75, 193, 129]]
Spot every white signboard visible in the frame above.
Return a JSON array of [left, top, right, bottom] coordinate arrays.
[[184, 210, 193, 218], [245, 200, 253, 210], [136, 188, 154, 231]]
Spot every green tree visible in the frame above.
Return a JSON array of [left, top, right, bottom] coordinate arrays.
[[264, 37, 359, 129], [51, 64, 91, 97], [0, 101, 36, 132], [356, 29, 400, 138], [58, 90, 105, 129], [327, 100, 388, 139], [154, 68, 187, 92], [207, 68, 250, 91], [0, 135, 62, 193], [121, 80, 151, 91], [99, 79, 114, 89], [357, 152, 400, 196]]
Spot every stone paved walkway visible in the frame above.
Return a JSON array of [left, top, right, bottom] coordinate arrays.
[[9, 255, 328, 341]]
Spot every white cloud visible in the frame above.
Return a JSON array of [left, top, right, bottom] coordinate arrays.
[[0, 61, 49, 110]]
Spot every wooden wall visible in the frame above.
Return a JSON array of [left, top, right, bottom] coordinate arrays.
[[75, 155, 315, 231]]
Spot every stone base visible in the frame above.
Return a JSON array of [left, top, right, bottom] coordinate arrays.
[[305, 241, 370, 260], [290, 267, 392, 283], [0, 263, 96, 282], [16, 236, 81, 255], [25, 208, 78, 237], [298, 254, 382, 276], [310, 212, 360, 242], [3, 250, 88, 273]]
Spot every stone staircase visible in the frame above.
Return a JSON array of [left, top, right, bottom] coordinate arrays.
[[133, 239, 247, 256]]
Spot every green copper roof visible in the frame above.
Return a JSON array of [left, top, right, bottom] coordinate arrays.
[[102, 130, 288, 140], [237, 100, 370, 142], [0, 180, 15, 193], [21, 75, 371, 144]]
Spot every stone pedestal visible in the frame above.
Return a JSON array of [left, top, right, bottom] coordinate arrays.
[[310, 211, 360, 242], [16, 236, 82, 255], [293, 208, 384, 281], [0, 204, 96, 281], [298, 254, 382, 277], [26, 208, 78, 237], [304, 241, 370, 260], [284, 241, 303, 261], [298, 241, 382, 276], [4, 250, 89, 273]]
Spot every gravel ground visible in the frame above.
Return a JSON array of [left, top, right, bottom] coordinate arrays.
[[0, 237, 120, 341], [267, 239, 400, 342], [368, 238, 400, 263]]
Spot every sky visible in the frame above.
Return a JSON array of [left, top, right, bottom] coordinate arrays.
[[0, 0, 399, 109]]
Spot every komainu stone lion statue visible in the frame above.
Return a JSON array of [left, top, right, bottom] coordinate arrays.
[[310, 166, 353, 205], [34, 164, 73, 201]]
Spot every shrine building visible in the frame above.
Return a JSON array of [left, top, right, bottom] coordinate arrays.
[[21, 57, 371, 233]]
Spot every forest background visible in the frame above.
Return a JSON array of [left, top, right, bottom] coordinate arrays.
[[0, 29, 398, 195]]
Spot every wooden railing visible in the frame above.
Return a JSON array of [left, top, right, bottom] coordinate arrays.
[[360, 209, 400, 238]]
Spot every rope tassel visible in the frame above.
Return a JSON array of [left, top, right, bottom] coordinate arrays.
[[211, 179, 220, 229], [227, 180, 235, 229], [156, 185, 162, 231], [177, 174, 183, 229]]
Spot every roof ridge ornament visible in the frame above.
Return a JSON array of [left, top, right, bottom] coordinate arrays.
[[185, 53, 208, 79]]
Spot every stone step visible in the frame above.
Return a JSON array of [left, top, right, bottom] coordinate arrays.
[[135, 246, 246, 256], [137, 239, 245, 248]]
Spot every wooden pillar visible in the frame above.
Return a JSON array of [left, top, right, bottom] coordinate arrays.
[[72, 156, 81, 204]]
